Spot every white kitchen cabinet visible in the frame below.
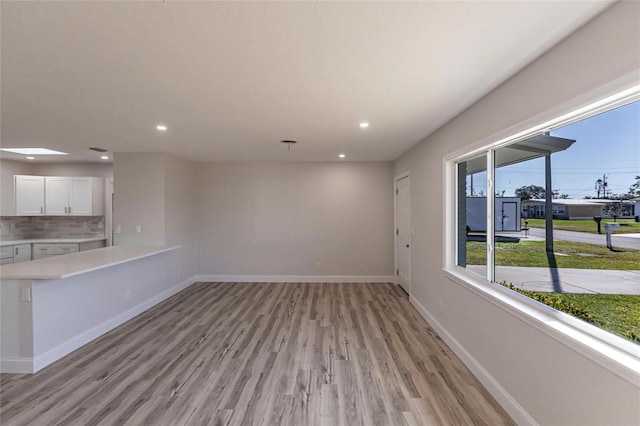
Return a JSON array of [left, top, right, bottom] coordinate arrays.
[[33, 243, 80, 259], [1, 246, 14, 264], [44, 177, 104, 216], [15, 175, 45, 216], [13, 244, 32, 263], [44, 177, 69, 215]]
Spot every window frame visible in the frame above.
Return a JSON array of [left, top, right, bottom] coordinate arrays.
[[443, 83, 640, 379]]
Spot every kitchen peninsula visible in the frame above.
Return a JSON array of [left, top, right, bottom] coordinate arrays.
[[1, 244, 185, 373]]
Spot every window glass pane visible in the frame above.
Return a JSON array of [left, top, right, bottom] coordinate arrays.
[[457, 154, 487, 278], [492, 101, 640, 343]]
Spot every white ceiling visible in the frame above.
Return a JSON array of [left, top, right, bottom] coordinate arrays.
[[0, 1, 612, 163]]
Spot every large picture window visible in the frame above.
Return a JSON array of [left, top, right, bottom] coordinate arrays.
[[454, 95, 640, 346]]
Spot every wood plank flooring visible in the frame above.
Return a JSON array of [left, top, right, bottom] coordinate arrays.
[[0, 282, 513, 425]]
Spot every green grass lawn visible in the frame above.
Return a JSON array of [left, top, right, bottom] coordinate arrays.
[[466, 240, 640, 270], [526, 218, 640, 234], [500, 283, 640, 343]]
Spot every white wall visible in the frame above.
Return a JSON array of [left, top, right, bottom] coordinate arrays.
[[164, 154, 198, 281], [0, 159, 35, 176], [113, 153, 166, 245], [113, 152, 198, 278], [394, 2, 640, 425], [0, 160, 113, 180], [196, 162, 394, 277]]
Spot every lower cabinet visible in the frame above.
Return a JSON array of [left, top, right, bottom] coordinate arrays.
[[33, 243, 79, 260], [1, 244, 31, 264], [14, 244, 32, 263], [3, 240, 107, 262]]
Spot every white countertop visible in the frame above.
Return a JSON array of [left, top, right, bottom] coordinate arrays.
[[0, 245, 181, 280], [1, 237, 107, 247]]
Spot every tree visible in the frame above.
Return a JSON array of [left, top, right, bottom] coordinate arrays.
[[514, 185, 546, 201], [602, 201, 625, 222], [629, 175, 640, 198]]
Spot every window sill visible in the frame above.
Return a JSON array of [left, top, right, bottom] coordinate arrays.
[[443, 266, 640, 385]]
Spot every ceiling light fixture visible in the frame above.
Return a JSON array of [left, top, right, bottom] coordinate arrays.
[[339, 154, 346, 158], [156, 125, 167, 131], [26, 156, 35, 160], [101, 156, 109, 160], [280, 140, 297, 151], [360, 122, 369, 128], [0, 148, 68, 155]]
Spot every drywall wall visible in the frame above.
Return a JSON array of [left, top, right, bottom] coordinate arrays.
[[0, 160, 35, 176], [113, 152, 165, 245], [164, 154, 198, 281], [113, 152, 198, 279], [196, 162, 394, 277], [0, 160, 113, 180], [393, 2, 640, 425], [31, 162, 113, 180]]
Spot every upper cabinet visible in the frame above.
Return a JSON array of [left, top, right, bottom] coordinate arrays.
[[1, 175, 104, 217], [15, 175, 45, 216], [45, 177, 104, 216]]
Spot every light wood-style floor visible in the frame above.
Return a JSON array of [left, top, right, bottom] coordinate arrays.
[[0, 282, 513, 425]]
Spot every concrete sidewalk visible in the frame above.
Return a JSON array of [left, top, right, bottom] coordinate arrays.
[[467, 265, 640, 294]]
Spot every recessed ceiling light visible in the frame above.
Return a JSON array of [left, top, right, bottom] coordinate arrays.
[[360, 122, 369, 128], [26, 156, 35, 160], [0, 148, 68, 155], [339, 154, 346, 158], [101, 156, 109, 160], [156, 125, 167, 131]]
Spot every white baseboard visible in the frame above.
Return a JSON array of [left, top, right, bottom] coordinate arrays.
[[409, 295, 537, 426], [0, 357, 34, 374], [27, 276, 197, 374], [194, 275, 395, 283]]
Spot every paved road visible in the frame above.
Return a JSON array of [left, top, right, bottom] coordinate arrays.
[[525, 227, 640, 250]]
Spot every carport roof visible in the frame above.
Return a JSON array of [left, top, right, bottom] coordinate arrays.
[[465, 134, 576, 175]]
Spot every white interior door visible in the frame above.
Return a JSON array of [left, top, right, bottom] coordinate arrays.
[[395, 175, 411, 294]]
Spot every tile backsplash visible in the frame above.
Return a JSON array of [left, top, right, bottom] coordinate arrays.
[[1, 216, 105, 240]]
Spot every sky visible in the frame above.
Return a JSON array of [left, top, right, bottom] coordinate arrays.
[[469, 100, 639, 199]]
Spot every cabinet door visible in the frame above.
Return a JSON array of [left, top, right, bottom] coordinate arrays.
[[15, 175, 45, 216], [14, 244, 32, 263], [45, 177, 70, 215], [69, 177, 93, 215]]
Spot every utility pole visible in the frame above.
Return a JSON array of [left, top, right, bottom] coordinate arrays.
[[602, 174, 609, 198]]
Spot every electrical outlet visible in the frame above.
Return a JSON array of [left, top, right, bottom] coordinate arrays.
[[125, 289, 132, 300], [98, 222, 104, 228], [439, 301, 444, 314], [136, 225, 142, 233], [315, 261, 321, 270], [21, 288, 31, 302], [115, 225, 122, 234]]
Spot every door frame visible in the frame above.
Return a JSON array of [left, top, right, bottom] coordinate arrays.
[[394, 172, 411, 295]]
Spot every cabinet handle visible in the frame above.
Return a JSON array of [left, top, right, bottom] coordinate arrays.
[[15, 247, 18, 255], [68, 206, 72, 214], [65, 206, 68, 214]]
